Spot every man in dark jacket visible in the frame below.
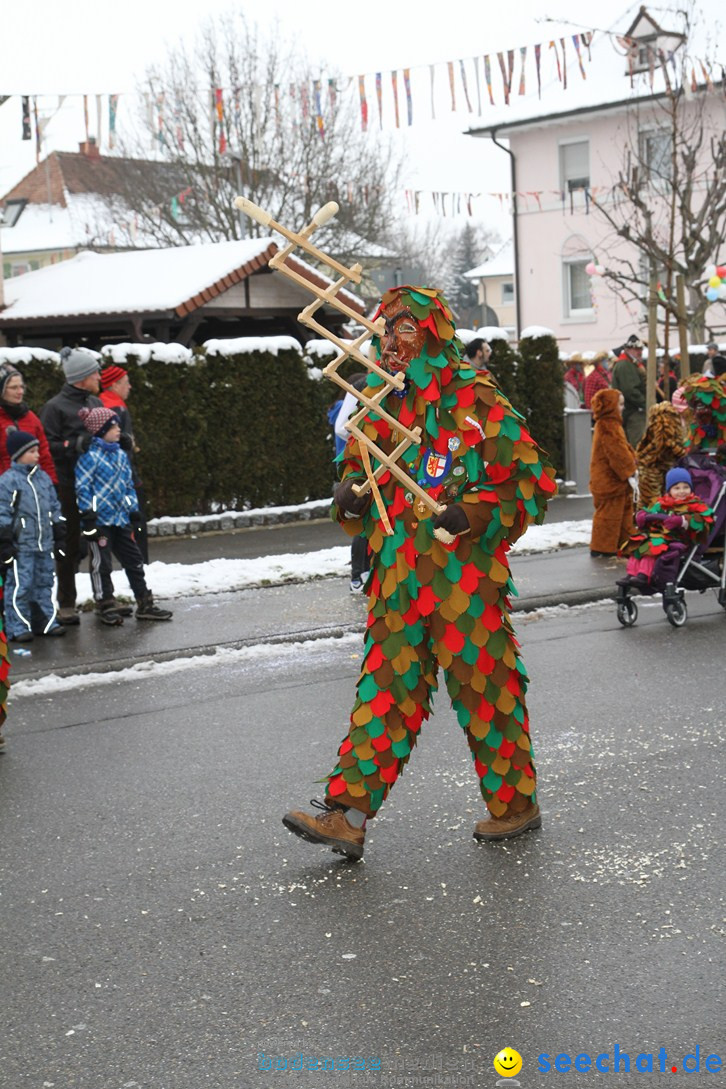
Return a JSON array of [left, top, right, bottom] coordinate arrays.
[[611, 334, 647, 446], [40, 349, 103, 624]]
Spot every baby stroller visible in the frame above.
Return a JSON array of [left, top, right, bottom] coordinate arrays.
[[616, 452, 726, 628]]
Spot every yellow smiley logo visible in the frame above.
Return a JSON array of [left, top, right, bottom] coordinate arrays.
[[493, 1047, 523, 1077]]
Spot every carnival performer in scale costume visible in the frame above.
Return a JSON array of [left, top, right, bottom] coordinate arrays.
[[284, 287, 557, 859]]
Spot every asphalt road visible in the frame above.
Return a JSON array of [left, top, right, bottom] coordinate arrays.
[[2, 594, 724, 1088]]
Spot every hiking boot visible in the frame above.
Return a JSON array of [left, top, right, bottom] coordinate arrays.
[[57, 607, 80, 626], [282, 800, 365, 860], [10, 631, 34, 643], [96, 600, 124, 626], [110, 597, 134, 617], [135, 593, 172, 621], [473, 802, 542, 842], [44, 624, 67, 637]]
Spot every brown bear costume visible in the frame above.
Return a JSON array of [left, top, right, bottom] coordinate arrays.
[[589, 388, 637, 555]]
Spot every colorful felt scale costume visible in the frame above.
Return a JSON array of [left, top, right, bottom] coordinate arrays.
[[324, 287, 556, 822], [627, 493, 714, 560], [682, 375, 726, 454]]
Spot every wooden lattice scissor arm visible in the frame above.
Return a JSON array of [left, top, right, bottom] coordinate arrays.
[[234, 195, 445, 530]]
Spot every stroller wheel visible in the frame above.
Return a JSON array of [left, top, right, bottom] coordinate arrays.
[[665, 598, 688, 627], [617, 598, 638, 627]]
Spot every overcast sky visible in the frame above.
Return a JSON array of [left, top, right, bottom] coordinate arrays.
[[2, 0, 723, 239]]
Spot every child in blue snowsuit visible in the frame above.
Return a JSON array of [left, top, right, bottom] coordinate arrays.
[[0, 430, 67, 642], [74, 406, 172, 624]]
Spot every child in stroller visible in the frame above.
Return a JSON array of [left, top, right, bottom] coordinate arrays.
[[616, 457, 726, 627], [619, 467, 714, 591]]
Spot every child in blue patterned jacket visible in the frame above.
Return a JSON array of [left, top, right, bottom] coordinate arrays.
[[0, 430, 67, 641], [74, 407, 172, 624]]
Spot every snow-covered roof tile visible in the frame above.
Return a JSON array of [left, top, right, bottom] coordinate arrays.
[[465, 239, 514, 279], [0, 236, 367, 323]]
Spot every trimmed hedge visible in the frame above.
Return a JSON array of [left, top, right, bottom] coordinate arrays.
[[516, 333, 565, 474], [4, 336, 564, 514]]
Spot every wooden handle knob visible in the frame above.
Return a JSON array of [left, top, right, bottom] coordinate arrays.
[[234, 197, 272, 226], [312, 201, 339, 227]]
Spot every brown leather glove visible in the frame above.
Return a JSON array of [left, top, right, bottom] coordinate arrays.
[[432, 505, 470, 537], [334, 479, 371, 517]]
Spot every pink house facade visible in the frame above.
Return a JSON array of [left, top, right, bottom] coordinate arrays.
[[466, 12, 725, 353]]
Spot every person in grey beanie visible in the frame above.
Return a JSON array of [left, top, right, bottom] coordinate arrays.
[[40, 348, 132, 624]]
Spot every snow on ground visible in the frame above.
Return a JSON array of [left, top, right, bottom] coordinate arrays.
[[10, 633, 364, 699], [81, 519, 593, 601]]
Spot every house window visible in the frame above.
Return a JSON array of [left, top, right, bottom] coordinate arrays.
[[0, 199, 27, 228], [501, 282, 514, 304], [639, 128, 673, 184], [563, 259, 593, 317], [559, 140, 590, 192]]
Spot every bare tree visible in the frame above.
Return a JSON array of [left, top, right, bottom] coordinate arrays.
[[591, 70, 726, 342], [106, 12, 403, 264]]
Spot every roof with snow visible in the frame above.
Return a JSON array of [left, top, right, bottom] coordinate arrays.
[[465, 239, 514, 280], [0, 238, 366, 325]]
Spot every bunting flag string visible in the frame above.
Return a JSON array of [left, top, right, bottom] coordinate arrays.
[[497, 52, 510, 105], [459, 59, 473, 112], [473, 56, 482, 115], [390, 71, 400, 128], [549, 40, 562, 84], [358, 75, 368, 132], [33, 97, 41, 162], [573, 34, 587, 80], [10, 28, 725, 155], [21, 96, 31, 140], [403, 68, 413, 125], [484, 54, 494, 105], [313, 79, 325, 138], [109, 94, 119, 149], [447, 61, 456, 111], [214, 88, 225, 154], [402, 183, 615, 217]]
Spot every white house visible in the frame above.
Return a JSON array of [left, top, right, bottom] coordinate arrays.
[[465, 7, 725, 352], [464, 239, 515, 333]]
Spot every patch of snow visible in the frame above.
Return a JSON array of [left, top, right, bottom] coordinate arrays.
[[100, 342, 193, 365], [520, 325, 555, 339], [10, 632, 363, 698], [0, 346, 61, 365], [203, 336, 302, 357], [81, 518, 593, 601]]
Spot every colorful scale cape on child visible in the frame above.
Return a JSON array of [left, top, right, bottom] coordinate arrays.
[[325, 287, 557, 819], [628, 493, 714, 559]]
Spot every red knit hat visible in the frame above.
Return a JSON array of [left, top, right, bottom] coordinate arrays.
[[100, 365, 128, 391]]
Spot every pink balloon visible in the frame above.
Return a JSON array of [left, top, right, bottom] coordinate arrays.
[[585, 262, 597, 276]]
